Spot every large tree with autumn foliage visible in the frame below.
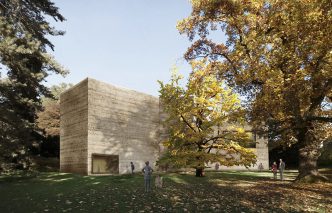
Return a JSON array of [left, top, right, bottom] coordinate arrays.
[[178, 0, 332, 181], [158, 61, 256, 176]]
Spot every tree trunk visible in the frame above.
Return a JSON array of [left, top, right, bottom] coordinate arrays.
[[195, 168, 204, 177], [298, 146, 319, 178], [296, 130, 328, 182]]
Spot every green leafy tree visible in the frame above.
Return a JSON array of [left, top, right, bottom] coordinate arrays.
[[0, 0, 67, 171], [177, 0, 332, 181], [158, 60, 256, 176]]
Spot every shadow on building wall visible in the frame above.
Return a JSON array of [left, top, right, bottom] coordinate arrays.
[[88, 79, 163, 174]]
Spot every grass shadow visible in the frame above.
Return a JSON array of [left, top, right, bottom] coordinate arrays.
[[0, 170, 331, 212]]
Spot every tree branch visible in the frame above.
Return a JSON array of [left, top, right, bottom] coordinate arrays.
[[308, 79, 332, 115], [213, 52, 238, 75], [180, 114, 196, 133], [234, 25, 251, 59], [207, 138, 218, 154], [307, 116, 332, 123]]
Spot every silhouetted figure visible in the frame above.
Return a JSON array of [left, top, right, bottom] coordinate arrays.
[[215, 163, 220, 171], [130, 162, 135, 174]]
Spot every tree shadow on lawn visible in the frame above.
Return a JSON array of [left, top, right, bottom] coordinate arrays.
[[0, 172, 144, 212], [157, 171, 332, 212], [159, 172, 279, 212], [0, 171, 331, 212]]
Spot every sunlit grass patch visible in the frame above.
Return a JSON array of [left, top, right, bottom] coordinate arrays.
[[42, 177, 74, 182], [167, 176, 189, 184]]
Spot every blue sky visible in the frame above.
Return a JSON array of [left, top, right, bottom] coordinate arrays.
[[46, 0, 194, 96]]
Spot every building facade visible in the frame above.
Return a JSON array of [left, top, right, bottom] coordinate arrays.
[[60, 78, 269, 175]]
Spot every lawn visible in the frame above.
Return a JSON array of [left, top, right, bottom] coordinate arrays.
[[0, 170, 331, 212]]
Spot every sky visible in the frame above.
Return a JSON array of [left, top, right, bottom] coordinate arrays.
[[46, 0, 194, 96]]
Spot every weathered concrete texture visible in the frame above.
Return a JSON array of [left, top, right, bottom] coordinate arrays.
[[255, 135, 269, 170], [60, 79, 88, 175], [87, 78, 161, 175], [60, 78, 269, 175]]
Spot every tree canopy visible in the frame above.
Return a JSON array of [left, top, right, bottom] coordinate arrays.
[[0, 0, 66, 171], [37, 83, 72, 137], [158, 61, 256, 174], [35, 83, 72, 158], [178, 0, 332, 181]]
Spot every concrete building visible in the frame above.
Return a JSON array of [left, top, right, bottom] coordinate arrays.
[[60, 78, 269, 175]]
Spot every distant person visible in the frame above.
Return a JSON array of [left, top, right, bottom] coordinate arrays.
[[279, 159, 286, 181], [215, 163, 220, 171], [130, 162, 135, 174], [258, 162, 264, 172], [142, 161, 153, 192], [271, 162, 277, 179], [155, 174, 163, 188]]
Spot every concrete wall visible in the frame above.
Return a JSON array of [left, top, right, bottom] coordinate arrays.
[[255, 135, 269, 170], [208, 138, 269, 171], [205, 125, 269, 171], [86, 78, 161, 174], [60, 79, 89, 175], [205, 136, 269, 171]]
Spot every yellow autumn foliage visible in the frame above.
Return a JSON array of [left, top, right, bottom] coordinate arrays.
[[158, 60, 256, 168], [177, 0, 332, 180]]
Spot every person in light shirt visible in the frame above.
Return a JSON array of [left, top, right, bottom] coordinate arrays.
[[142, 161, 153, 192], [279, 159, 286, 181]]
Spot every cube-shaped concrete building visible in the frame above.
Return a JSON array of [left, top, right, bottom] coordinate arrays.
[[60, 78, 269, 175], [60, 78, 161, 175]]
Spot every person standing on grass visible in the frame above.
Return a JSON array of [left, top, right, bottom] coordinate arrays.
[[279, 159, 286, 181], [215, 163, 220, 171], [130, 162, 135, 174], [142, 161, 153, 192], [258, 162, 264, 172], [271, 162, 278, 179]]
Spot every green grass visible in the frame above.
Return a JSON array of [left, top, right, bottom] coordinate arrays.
[[0, 170, 331, 212]]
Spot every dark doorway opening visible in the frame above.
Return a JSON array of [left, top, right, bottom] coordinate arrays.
[[92, 154, 119, 174]]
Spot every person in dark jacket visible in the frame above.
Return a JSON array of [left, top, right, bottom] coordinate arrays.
[[130, 162, 135, 174]]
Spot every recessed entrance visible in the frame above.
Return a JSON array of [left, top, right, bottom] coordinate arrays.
[[91, 154, 119, 174]]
